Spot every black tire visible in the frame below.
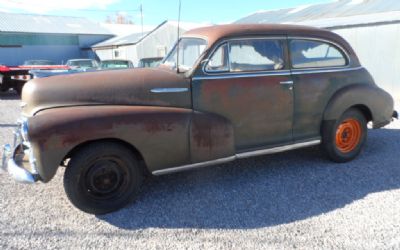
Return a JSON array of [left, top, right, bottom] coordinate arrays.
[[64, 142, 143, 214], [14, 83, 23, 96], [322, 108, 367, 163]]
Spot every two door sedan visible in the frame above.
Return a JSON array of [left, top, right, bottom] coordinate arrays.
[[193, 37, 359, 151]]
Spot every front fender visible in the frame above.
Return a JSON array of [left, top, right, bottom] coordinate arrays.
[[28, 106, 193, 182], [27, 105, 237, 182], [323, 84, 394, 128]]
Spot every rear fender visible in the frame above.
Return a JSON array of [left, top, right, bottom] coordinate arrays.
[[323, 84, 394, 128]]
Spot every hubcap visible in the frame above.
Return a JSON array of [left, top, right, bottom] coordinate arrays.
[[335, 118, 362, 153], [84, 159, 128, 199]]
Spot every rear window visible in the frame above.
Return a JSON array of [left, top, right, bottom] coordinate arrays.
[[290, 39, 347, 69]]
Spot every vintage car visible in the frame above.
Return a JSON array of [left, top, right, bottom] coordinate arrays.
[[1, 24, 397, 214]]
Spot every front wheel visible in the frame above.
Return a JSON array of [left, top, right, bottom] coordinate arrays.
[[64, 142, 143, 214], [322, 108, 367, 163]]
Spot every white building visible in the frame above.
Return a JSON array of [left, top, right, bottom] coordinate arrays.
[[92, 20, 207, 66], [236, 0, 400, 105]]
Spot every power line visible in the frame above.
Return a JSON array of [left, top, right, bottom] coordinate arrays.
[[2, 0, 141, 13], [74, 9, 141, 13]]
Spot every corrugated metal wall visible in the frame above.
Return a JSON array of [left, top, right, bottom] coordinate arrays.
[[94, 24, 186, 67], [0, 33, 112, 65], [0, 45, 81, 65], [333, 23, 400, 105]]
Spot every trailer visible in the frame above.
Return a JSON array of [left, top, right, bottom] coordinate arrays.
[[0, 65, 69, 95]]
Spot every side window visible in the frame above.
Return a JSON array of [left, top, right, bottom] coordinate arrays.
[[205, 43, 229, 72], [229, 39, 284, 72], [290, 39, 347, 69], [205, 39, 285, 73]]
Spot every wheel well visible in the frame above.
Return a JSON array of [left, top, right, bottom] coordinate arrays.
[[350, 104, 373, 122], [62, 138, 149, 175]]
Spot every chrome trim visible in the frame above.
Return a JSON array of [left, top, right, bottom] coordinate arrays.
[[236, 140, 321, 159], [152, 139, 321, 175], [1, 143, 39, 183], [21, 119, 29, 141], [7, 158, 37, 184], [280, 80, 294, 85], [150, 88, 189, 93], [193, 71, 291, 81], [152, 156, 236, 176], [291, 66, 363, 75], [1, 144, 11, 173]]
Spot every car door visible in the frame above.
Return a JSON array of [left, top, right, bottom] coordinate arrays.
[[192, 37, 294, 152], [289, 38, 351, 141]]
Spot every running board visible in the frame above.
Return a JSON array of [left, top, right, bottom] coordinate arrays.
[[152, 139, 321, 176]]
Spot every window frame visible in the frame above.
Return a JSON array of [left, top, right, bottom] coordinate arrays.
[[203, 36, 289, 75], [288, 37, 351, 70]]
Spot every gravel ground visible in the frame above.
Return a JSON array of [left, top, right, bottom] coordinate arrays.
[[1, 91, 399, 249]]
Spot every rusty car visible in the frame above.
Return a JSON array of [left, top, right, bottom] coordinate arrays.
[[1, 24, 397, 214]]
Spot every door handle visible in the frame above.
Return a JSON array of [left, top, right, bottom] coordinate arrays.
[[279, 80, 294, 85]]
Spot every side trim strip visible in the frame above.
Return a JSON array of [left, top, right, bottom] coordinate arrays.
[[150, 88, 189, 93], [192, 71, 291, 81], [152, 156, 236, 176], [152, 139, 321, 176], [192, 67, 363, 81], [236, 140, 321, 159], [291, 66, 363, 75]]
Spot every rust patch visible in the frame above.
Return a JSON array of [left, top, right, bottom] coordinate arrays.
[[190, 112, 235, 163]]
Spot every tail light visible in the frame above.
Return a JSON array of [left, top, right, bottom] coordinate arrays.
[[0, 65, 10, 72]]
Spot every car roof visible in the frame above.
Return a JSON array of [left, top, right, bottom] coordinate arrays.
[[183, 24, 359, 66]]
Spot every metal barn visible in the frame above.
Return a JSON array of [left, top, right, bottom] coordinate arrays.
[[92, 21, 206, 67], [236, 0, 400, 105], [0, 12, 115, 65]]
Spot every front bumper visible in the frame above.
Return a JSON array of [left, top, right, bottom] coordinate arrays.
[[1, 121, 40, 184]]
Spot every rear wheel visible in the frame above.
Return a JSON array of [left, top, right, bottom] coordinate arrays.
[[322, 108, 367, 163], [64, 142, 143, 214]]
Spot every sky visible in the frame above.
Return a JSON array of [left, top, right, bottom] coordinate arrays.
[[0, 0, 333, 25]]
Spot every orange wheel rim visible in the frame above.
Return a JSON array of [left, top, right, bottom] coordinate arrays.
[[335, 118, 362, 153]]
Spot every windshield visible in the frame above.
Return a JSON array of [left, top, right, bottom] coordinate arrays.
[[67, 60, 97, 68], [163, 38, 207, 72], [101, 60, 131, 69]]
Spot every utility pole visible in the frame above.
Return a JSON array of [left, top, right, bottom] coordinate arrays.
[[140, 4, 144, 38]]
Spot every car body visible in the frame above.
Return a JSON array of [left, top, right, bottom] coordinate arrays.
[[1, 24, 397, 214], [138, 57, 163, 68], [100, 60, 134, 70], [65, 59, 99, 71]]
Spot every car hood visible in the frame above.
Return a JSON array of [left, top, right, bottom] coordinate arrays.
[[22, 67, 191, 117]]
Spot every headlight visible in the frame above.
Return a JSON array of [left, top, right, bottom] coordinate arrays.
[[20, 119, 29, 141]]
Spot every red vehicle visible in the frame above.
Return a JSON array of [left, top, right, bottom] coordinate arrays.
[[0, 61, 69, 95]]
